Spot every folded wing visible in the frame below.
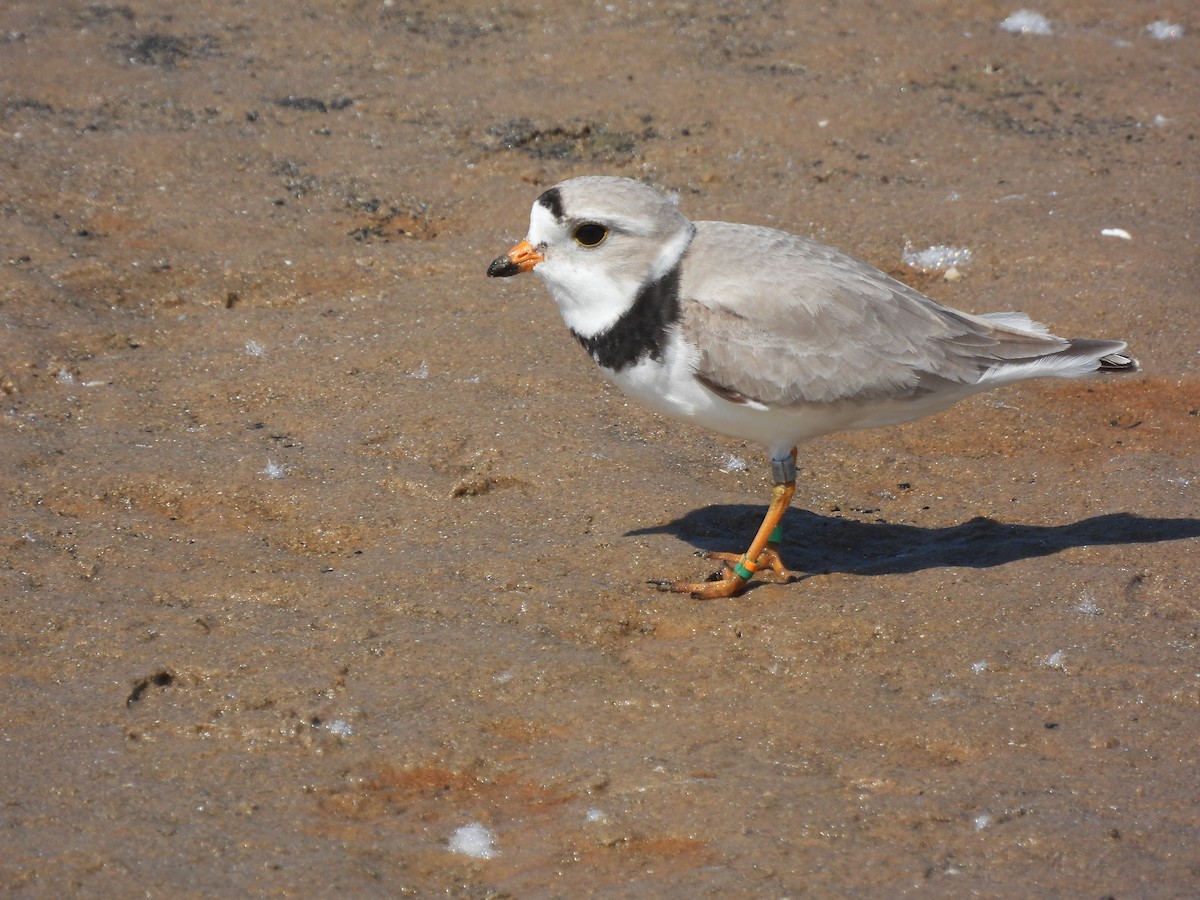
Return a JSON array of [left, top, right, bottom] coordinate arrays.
[[680, 222, 1132, 408]]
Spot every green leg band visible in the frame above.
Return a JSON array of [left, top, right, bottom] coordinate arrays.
[[767, 524, 784, 544], [733, 559, 757, 581]]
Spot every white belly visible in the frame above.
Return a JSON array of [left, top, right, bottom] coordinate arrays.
[[603, 332, 978, 461]]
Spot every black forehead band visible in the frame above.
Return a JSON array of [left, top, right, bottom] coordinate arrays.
[[535, 186, 565, 221]]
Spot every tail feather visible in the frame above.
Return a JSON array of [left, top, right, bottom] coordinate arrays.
[[1062, 338, 1139, 374], [976, 334, 1138, 385], [978, 311, 1052, 337], [1096, 350, 1139, 372]]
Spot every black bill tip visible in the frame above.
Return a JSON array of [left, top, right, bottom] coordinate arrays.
[[487, 254, 520, 278]]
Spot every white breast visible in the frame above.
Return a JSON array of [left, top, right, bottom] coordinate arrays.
[[601, 326, 978, 460], [600, 330, 819, 459]]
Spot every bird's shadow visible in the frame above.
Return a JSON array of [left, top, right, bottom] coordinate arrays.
[[628, 506, 1200, 578]]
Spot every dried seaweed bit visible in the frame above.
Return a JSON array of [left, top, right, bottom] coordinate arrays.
[[275, 96, 354, 113], [450, 474, 522, 498], [4, 99, 54, 115], [383, 8, 503, 45], [350, 197, 382, 215], [125, 32, 219, 67], [747, 62, 809, 77], [346, 196, 436, 242], [272, 159, 320, 197], [128, 33, 188, 66], [485, 118, 641, 162], [278, 96, 329, 113], [78, 4, 136, 26], [126, 669, 175, 707]]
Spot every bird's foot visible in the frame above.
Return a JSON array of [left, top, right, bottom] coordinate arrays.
[[650, 544, 801, 600], [649, 568, 747, 600], [703, 545, 801, 582]]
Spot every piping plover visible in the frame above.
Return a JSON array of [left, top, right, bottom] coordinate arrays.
[[488, 176, 1136, 599]]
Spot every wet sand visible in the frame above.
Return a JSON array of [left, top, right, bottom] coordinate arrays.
[[2, 0, 1198, 895]]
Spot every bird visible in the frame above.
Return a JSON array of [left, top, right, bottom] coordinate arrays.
[[487, 175, 1137, 599]]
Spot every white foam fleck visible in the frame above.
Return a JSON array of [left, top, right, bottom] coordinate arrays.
[[1001, 10, 1053, 36], [1100, 227, 1133, 240], [1043, 650, 1066, 670], [448, 822, 498, 859], [1146, 21, 1183, 41], [971, 660, 988, 674], [902, 244, 973, 272], [720, 454, 749, 474], [261, 459, 287, 479], [1073, 593, 1101, 617]]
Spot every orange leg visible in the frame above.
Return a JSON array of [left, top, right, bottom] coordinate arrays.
[[654, 452, 802, 599]]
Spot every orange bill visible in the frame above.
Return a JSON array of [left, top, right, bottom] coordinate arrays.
[[487, 239, 543, 278]]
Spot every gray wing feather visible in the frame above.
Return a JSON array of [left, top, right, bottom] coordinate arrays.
[[679, 222, 1083, 406]]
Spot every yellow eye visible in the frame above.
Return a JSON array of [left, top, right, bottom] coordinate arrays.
[[573, 223, 608, 247]]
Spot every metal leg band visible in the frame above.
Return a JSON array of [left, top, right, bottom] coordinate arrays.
[[770, 454, 797, 484]]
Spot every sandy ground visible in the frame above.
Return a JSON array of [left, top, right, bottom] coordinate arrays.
[[1, 0, 1198, 895]]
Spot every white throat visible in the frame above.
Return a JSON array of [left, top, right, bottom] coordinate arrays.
[[537, 259, 641, 339], [530, 205, 694, 340]]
